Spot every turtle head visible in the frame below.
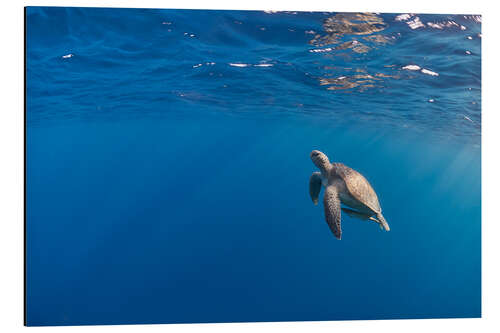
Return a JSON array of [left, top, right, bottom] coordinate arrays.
[[310, 150, 331, 171]]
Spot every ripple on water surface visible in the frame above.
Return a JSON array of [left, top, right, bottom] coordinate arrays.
[[26, 8, 481, 143]]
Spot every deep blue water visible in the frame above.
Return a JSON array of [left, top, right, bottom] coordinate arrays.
[[26, 7, 481, 326]]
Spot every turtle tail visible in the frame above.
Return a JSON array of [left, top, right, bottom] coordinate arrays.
[[376, 213, 390, 231]]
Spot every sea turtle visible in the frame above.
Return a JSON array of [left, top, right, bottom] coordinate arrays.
[[309, 150, 390, 239]]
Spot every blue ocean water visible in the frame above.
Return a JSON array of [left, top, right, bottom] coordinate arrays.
[[26, 7, 481, 326]]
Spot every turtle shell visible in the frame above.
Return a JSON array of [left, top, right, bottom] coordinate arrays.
[[331, 163, 382, 213]]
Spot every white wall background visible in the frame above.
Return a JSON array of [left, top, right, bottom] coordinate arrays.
[[1, 1, 498, 332]]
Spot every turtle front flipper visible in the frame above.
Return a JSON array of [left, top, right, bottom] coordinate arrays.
[[324, 185, 342, 240], [309, 172, 322, 205]]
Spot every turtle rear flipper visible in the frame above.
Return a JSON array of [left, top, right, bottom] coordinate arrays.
[[376, 213, 390, 231], [342, 207, 389, 231], [341, 207, 373, 221]]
